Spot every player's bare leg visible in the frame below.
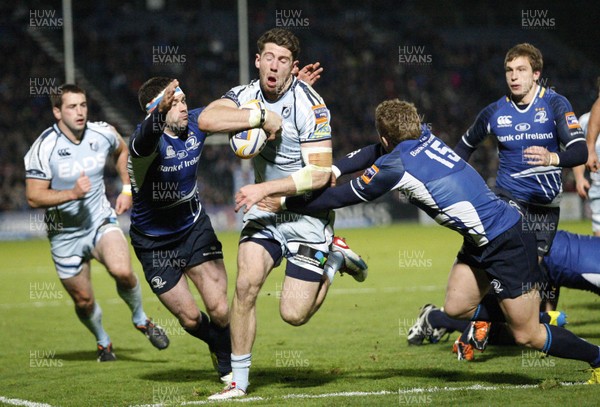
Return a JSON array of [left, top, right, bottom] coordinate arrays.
[[499, 291, 546, 348], [210, 241, 273, 398], [279, 276, 329, 326], [93, 228, 136, 289], [443, 261, 489, 319], [186, 259, 229, 327], [94, 228, 168, 349], [60, 262, 114, 360]]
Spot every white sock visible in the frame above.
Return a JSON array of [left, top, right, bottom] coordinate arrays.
[[78, 302, 111, 347], [117, 279, 147, 326], [324, 251, 344, 284], [231, 353, 252, 391]]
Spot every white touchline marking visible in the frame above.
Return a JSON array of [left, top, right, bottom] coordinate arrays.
[[127, 382, 586, 406], [0, 396, 56, 407]]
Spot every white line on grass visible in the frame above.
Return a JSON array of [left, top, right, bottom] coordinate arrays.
[[128, 382, 586, 406], [0, 396, 55, 407]]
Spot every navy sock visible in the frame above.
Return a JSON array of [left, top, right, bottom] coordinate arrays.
[[459, 324, 470, 343], [209, 322, 232, 374], [472, 295, 506, 322], [541, 324, 600, 367], [427, 310, 469, 333], [184, 311, 211, 344]]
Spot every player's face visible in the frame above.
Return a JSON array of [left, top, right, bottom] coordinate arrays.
[[505, 56, 540, 103], [165, 93, 188, 134], [53, 92, 87, 137], [255, 43, 298, 100]]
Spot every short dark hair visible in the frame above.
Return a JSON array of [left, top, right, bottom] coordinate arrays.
[[51, 84, 85, 109], [504, 43, 543, 73], [138, 77, 174, 112], [257, 28, 300, 60]]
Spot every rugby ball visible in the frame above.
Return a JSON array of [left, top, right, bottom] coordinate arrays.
[[229, 100, 268, 159]]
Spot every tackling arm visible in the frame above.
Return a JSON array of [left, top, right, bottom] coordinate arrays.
[[235, 140, 333, 213], [332, 144, 385, 178]]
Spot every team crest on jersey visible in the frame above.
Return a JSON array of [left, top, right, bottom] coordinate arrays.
[[496, 115, 512, 128], [185, 135, 199, 150], [534, 109, 548, 124], [312, 104, 329, 124], [88, 140, 98, 151], [361, 165, 379, 184], [282, 105, 291, 118], [565, 112, 580, 129], [165, 146, 176, 159]]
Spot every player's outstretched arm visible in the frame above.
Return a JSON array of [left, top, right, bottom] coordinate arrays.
[[333, 144, 386, 178], [26, 172, 90, 208], [235, 139, 333, 213], [198, 98, 282, 140]]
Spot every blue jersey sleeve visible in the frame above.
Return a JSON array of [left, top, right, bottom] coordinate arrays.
[[458, 103, 496, 160], [130, 110, 167, 157], [334, 143, 385, 176], [548, 95, 587, 167], [285, 152, 400, 213]]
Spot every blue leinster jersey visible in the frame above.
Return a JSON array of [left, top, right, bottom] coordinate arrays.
[[543, 230, 600, 293], [287, 129, 520, 247], [128, 108, 206, 236], [461, 86, 585, 206]]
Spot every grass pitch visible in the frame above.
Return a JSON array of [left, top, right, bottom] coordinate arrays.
[[1, 221, 600, 406]]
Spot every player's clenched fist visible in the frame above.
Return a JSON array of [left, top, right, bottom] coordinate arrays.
[[72, 171, 91, 199], [262, 110, 282, 141]]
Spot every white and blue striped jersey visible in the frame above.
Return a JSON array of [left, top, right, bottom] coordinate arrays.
[[223, 77, 332, 183], [286, 129, 521, 247], [460, 85, 585, 206], [24, 121, 118, 234]]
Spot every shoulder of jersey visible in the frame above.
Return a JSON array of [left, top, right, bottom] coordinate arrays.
[[295, 80, 324, 105], [87, 121, 115, 133]]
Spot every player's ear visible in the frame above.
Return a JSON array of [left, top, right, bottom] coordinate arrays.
[[533, 70, 541, 82], [52, 106, 61, 121], [255, 53, 261, 69]]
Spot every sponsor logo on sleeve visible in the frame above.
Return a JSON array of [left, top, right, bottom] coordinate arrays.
[[312, 104, 329, 124], [361, 165, 379, 184], [565, 112, 580, 129]]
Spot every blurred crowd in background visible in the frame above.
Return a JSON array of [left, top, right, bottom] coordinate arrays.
[[2, 0, 598, 211]]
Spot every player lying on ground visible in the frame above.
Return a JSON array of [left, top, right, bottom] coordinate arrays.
[[408, 229, 600, 360], [259, 99, 600, 384]]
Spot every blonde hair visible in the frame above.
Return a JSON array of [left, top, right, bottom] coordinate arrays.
[[375, 99, 422, 145]]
